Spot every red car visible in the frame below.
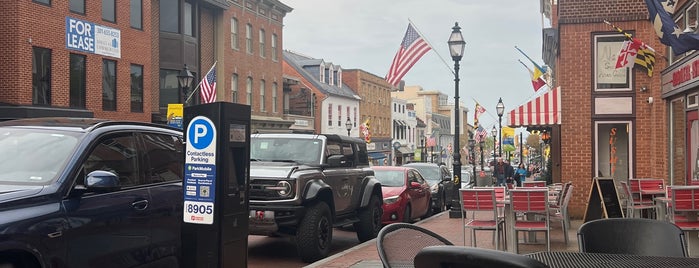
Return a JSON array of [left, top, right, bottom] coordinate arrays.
[[372, 166, 432, 224]]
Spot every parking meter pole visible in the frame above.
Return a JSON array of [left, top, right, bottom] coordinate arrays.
[[182, 102, 251, 268]]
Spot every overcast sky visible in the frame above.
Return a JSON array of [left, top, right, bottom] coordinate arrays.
[[281, 0, 550, 131]]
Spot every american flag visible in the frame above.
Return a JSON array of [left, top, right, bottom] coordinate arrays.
[[199, 63, 217, 103], [385, 23, 432, 87], [474, 126, 488, 143]]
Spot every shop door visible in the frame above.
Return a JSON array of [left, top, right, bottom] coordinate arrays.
[[688, 111, 699, 185]]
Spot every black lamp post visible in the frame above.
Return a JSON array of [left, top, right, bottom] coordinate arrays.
[[496, 98, 505, 157], [345, 117, 352, 136], [491, 126, 497, 160], [448, 22, 466, 218], [468, 139, 476, 184], [177, 65, 195, 106], [421, 137, 425, 162], [479, 140, 485, 171]]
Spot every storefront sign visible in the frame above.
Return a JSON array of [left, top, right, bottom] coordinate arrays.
[[66, 17, 121, 58], [662, 56, 699, 95]]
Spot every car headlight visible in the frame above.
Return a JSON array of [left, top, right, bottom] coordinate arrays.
[[383, 195, 401, 204], [430, 184, 439, 194], [266, 180, 293, 197]]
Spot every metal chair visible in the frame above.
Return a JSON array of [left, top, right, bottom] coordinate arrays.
[[621, 181, 655, 218], [522, 181, 546, 187], [460, 188, 505, 250], [670, 186, 699, 253], [549, 185, 574, 244], [376, 223, 453, 268], [578, 218, 687, 257], [414, 245, 549, 268], [510, 188, 550, 253]]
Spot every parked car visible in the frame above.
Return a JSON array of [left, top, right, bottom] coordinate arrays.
[[403, 162, 454, 213], [372, 166, 431, 225], [0, 117, 184, 268]]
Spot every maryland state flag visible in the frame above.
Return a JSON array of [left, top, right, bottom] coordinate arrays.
[[359, 119, 371, 143]]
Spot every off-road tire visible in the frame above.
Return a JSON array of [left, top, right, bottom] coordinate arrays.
[[296, 202, 332, 263], [402, 204, 412, 223], [354, 194, 382, 242]]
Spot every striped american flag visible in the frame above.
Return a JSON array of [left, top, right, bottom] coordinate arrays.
[[474, 126, 488, 143], [385, 23, 432, 87], [199, 63, 217, 103]]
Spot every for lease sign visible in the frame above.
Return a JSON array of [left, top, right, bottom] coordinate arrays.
[[66, 17, 121, 58]]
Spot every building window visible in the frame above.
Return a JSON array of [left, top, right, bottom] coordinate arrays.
[[319, 65, 325, 83], [271, 34, 278, 61], [231, 74, 238, 102], [338, 105, 342, 126], [102, 0, 116, 23], [184, 1, 194, 37], [69, 54, 86, 108], [159, 0, 179, 33], [130, 64, 143, 112], [231, 18, 239, 50], [259, 29, 266, 58], [33, 0, 50, 6], [594, 34, 630, 91], [246, 76, 253, 106], [328, 104, 332, 126], [272, 82, 278, 113], [246, 24, 253, 54], [159, 69, 180, 109], [260, 79, 266, 111], [32, 47, 51, 105], [595, 122, 632, 180], [130, 0, 142, 29], [102, 59, 117, 111], [70, 0, 85, 14]]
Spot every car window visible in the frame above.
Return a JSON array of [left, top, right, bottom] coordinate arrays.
[[82, 133, 141, 187], [374, 170, 404, 187], [412, 170, 426, 184], [407, 170, 417, 183], [141, 132, 183, 183]]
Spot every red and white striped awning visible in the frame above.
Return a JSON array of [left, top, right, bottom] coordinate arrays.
[[507, 87, 561, 127]]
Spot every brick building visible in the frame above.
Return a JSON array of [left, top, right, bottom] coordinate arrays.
[[523, 0, 669, 218], [1, 0, 293, 132]]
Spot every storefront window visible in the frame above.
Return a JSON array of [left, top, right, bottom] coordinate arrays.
[[595, 122, 631, 179], [671, 98, 687, 186], [593, 35, 631, 91]]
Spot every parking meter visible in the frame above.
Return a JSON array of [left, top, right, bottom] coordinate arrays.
[[182, 102, 251, 268]]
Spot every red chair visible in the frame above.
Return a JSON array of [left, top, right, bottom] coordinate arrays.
[[621, 181, 655, 218], [670, 186, 699, 235], [522, 181, 546, 187], [460, 188, 505, 250], [509, 188, 550, 253]]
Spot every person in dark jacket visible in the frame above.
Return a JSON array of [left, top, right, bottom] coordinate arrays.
[[492, 157, 512, 186]]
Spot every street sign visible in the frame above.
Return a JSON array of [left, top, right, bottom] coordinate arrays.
[[183, 116, 217, 225]]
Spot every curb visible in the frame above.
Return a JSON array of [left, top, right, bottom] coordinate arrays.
[[303, 211, 448, 268]]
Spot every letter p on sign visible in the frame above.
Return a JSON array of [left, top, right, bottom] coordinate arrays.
[[194, 124, 207, 144]]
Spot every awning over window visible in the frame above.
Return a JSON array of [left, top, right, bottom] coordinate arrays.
[[508, 86, 561, 127], [397, 147, 412, 155], [368, 152, 387, 159]]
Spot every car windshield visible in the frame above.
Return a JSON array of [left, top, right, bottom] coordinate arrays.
[[374, 170, 405, 187], [250, 137, 322, 165], [409, 166, 440, 183], [0, 128, 80, 185]]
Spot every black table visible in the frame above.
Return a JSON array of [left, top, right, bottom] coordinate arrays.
[[527, 251, 699, 268]]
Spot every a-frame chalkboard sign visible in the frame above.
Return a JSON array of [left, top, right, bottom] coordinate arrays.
[[583, 177, 625, 222]]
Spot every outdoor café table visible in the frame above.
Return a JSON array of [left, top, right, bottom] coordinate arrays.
[[526, 251, 699, 268]]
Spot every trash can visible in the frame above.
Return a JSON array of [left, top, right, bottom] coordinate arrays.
[[476, 170, 492, 187]]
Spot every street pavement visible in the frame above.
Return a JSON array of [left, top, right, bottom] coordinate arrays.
[[305, 211, 582, 268]]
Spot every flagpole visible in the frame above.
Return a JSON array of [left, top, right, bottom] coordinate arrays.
[[185, 61, 217, 104], [408, 18, 455, 75]]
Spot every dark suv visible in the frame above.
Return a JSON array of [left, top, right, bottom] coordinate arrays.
[[0, 118, 184, 268], [248, 133, 383, 263]]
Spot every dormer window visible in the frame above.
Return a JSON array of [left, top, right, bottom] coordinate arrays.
[[335, 69, 342, 86], [327, 64, 334, 86], [319, 64, 325, 83]]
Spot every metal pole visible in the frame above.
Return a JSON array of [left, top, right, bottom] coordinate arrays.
[[520, 132, 524, 164], [498, 116, 502, 157], [449, 56, 462, 218]]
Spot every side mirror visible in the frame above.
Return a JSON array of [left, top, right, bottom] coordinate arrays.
[[85, 170, 120, 192], [410, 182, 422, 189]]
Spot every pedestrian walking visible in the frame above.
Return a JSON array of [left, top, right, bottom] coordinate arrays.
[[492, 157, 512, 186], [515, 163, 527, 187]]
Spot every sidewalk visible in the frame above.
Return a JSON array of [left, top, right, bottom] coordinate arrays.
[[305, 211, 582, 268]]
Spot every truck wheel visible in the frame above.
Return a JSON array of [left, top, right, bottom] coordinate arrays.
[[296, 202, 333, 263], [355, 195, 382, 242]]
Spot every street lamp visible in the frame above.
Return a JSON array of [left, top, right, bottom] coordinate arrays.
[[448, 22, 465, 218], [491, 126, 497, 159], [177, 64, 195, 106], [496, 98, 505, 157], [345, 117, 352, 136], [468, 139, 476, 183]]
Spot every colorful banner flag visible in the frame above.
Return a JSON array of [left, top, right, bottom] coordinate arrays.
[[474, 103, 486, 127], [518, 59, 546, 91], [515, 46, 547, 81], [605, 20, 656, 77], [385, 23, 432, 87]]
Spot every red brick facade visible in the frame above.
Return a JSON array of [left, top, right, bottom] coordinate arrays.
[[555, 0, 669, 218], [0, 0, 153, 122]]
